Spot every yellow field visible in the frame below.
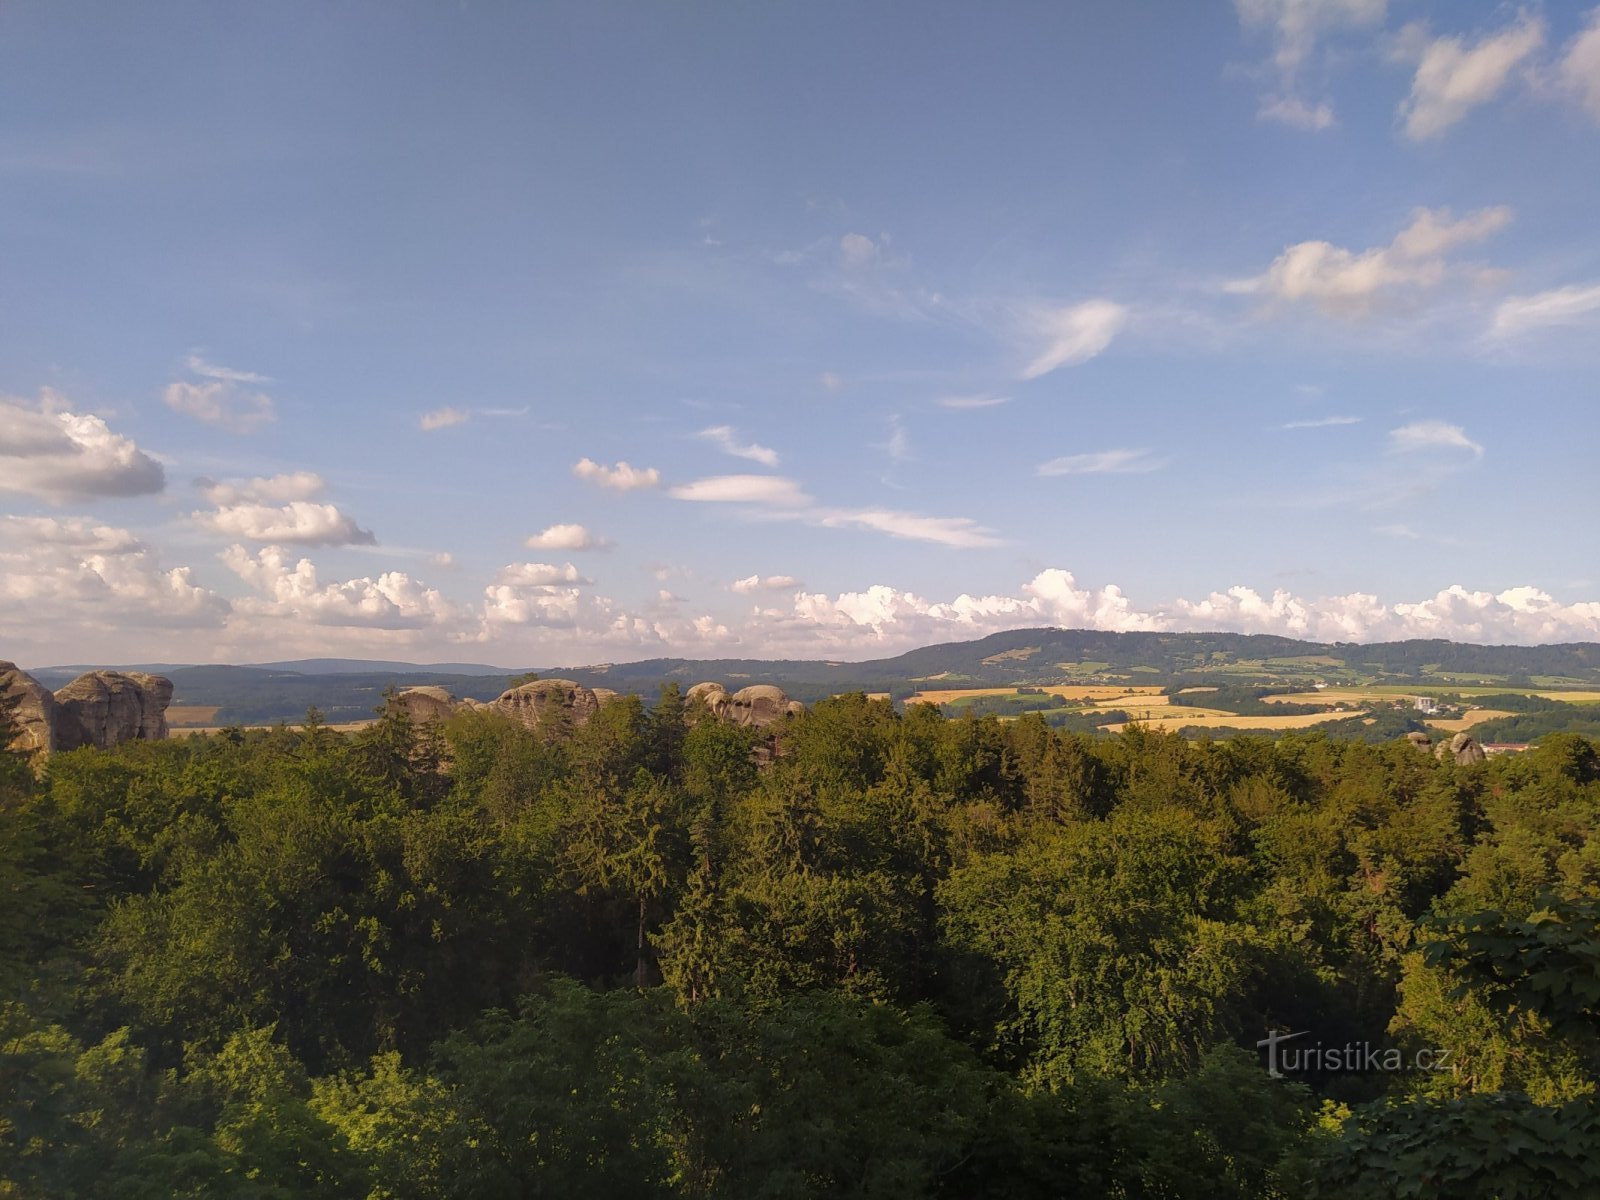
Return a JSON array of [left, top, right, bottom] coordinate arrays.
[[1539, 691, 1600, 703], [1264, 690, 1392, 706], [910, 685, 1163, 705], [1102, 710, 1367, 734], [165, 705, 221, 726], [1428, 710, 1513, 733]]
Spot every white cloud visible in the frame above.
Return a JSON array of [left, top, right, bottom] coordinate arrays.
[[815, 509, 1003, 549], [419, 406, 470, 431], [1282, 415, 1362, 429], [196, 471, 325, 506], [573, 458, 662, 491], [184, 354, 269, 384], [526, 523, 608, 551], [1020, 299, 1129, 379], [1490, 283, 1600, 338], [1557, 8, 1600, 122], [937, 393, 1010, 409], [1396, 14, 1544, 140], [223, 545, 456, 629], [495, 561, 589, 587], [1235, 0, 1387, 128], [196, 501, 377, 546], [190, 472, 374, 546], [1388, 419, 1484, 458], [1258, 95, 1336, 130], [697, 425, 779, 467], [432, 552, 457, 569], [669, 474, 812, 507], [819, 372, 844, 392], [1036, 448, 1164, 476], [0, 392, 165, 502], [1375, 523, 1422, 539], [0, 516, 227, 635], [731, 574, 803, 593], [1227, 206, 1511, 316], [839, 232, 881, 265], [163, 380, 275, 433]]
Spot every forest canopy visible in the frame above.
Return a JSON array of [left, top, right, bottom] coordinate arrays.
[[3, 691, 1598, 1197]]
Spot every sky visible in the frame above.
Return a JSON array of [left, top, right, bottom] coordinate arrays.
[[2, 0, 1599, 668]]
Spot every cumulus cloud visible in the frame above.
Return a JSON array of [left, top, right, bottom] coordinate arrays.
[[731, 574, 803, 593], [573, 458, 661, 491], [722, 568, 1600, 656], [697, 425, 779, 467], [223, 545, 455, 629], [1227, 206, 1511, 316], [191, 472, 375, 546], [1235, 0, 1387, 128], [669, 474, 812, 507], [1490, 283, 1600, 339], [419, 406, 470, 431], [196, 501, 376, 546], [0, 516, 227, 635], [1388, 419, 1484, 458], [163, 369, 275, 432], [1557, 8, 1600, 122], [0, 392, 165, 502], [1395, 14, 1544, 140], [196, 471, 325, 506], [526, 523, 608, 551], [1020, 300, 1129, 379], [1036, 448, 1164, 476], [496, 561, 590, 587]]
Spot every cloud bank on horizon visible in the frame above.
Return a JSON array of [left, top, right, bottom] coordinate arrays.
[[0, 1, 1596, 666]]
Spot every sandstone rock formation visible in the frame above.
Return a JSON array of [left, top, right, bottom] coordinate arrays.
[[1405, 731, 1433, 751], [1, 663, 173, 758], [489, 678, 601, 733], [391, 685, 460, 725], [52, 671, 174, 751], [685, 682, 804, 729], [1435, 732, 1487, 766], [1, 661, 60, 757]]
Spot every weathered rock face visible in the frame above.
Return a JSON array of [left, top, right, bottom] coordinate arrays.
[[686, 681, 804, 729], [1436, 732, 1487, 766], [1, 663, 173, 758], [1406, 731, 1433, 751], [391, 686, 460, 725], [53, 671, 174, 751], [1, 661, 59, 757], [489, 678, 600, 734]]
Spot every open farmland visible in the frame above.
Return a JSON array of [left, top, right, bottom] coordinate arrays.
[[910, 684, 1163, 705], [1100, 710, 1366, 734]]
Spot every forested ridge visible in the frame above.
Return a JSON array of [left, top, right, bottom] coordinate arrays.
[[3, 689, 1599, 1198]]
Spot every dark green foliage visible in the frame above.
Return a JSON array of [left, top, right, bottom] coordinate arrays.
[[2, 704, 1597, 1196]]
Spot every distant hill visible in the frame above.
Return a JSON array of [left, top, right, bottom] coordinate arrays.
[[31, 627, 1600, 728]]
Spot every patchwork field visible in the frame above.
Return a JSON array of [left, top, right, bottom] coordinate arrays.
[[910, 684, 1163, 705], [1100, 710, 1366, 734], [165, 705, 222, 727]]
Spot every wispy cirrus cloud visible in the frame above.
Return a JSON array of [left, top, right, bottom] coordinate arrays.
[[1490, 283, 1600, 339], [1036, 448, 1165, 476], [697, 424, 779, 467], [1388, 419, 1484, 458], [1393, 13, 1545, 140], [1282, 415, 1362, 429], [1020, 299, 1129, 379], [1227, 206, 1511, 317]]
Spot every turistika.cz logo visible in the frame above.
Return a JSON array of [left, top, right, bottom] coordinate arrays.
[[1256, 1029, 1452, 1078]]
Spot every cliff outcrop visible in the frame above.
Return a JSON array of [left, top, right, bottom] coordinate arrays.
[[1, 662, 174, 758]]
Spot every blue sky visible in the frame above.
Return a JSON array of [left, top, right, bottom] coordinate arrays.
[[2, 1, 1598, 666]]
